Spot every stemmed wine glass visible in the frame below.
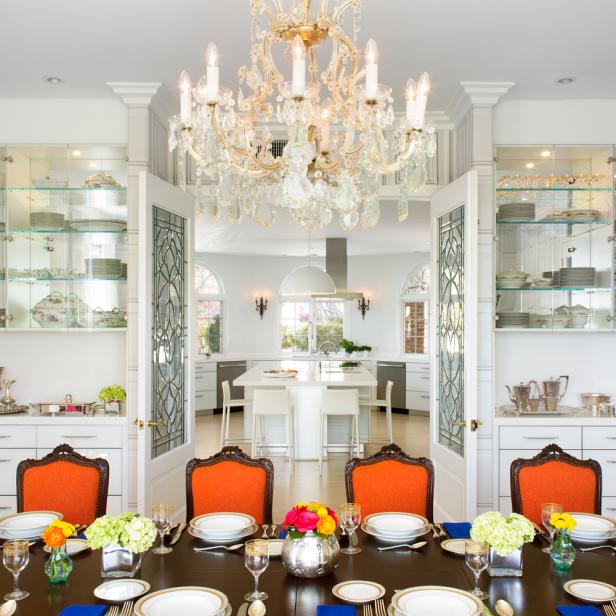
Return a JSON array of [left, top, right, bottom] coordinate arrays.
[[541, 502, 563, 554], [3, 540, 30, 600], [244, 539, 269, 601], [340, 503, 362, 555], [465, 540, 489, 600], [152, 503, 173, 555]]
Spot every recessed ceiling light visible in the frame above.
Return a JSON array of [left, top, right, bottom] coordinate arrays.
[[43, 76, 63, 84], [525, 162, 535, 169], [541, 150, 552, 158], [556, 77, 575, 85], [71, 150, 81, 157]]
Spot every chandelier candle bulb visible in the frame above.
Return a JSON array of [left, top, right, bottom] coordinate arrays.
[[405, 78, 417, 122], [206, 42, 220, 103], [365, 38, 379, 100], [291, 35, 306, 97], [412, 72, 430, 129], [179, 70, 192, 124]]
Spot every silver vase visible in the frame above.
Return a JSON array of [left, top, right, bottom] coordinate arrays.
[[488, 546, 523, 577], [101, 545, 142, 578], [281, 531, 340, 578]]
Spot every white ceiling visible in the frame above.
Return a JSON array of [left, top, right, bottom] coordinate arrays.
[[3, 0, 616, 110]]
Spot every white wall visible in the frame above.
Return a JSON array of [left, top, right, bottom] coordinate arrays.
[[197, 252, 429, 357]]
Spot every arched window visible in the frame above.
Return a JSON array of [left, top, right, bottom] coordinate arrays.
[[195, 264, 224, 355], [401, 265, 430, 355]]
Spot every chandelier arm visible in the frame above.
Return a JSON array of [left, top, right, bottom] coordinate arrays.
[[332, 0, 357, 22], [239, 35, 280, 113], [319, 0, 330, 19], [373, 135, 418, 175]]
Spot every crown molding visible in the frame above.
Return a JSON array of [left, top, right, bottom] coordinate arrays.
[[448, 81, 515, 127], [106, 82, 162, 106]]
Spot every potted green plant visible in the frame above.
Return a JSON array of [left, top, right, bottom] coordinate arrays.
[[99, 384, 126, 415]]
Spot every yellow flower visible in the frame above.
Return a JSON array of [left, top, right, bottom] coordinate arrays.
[[317, 514, 337, 536], [297, 502, 306, 509], [317, 507, 328, 518], [550, 512, 576, 531], [50, 520, 76, 538], [307, 502, 323, 513]]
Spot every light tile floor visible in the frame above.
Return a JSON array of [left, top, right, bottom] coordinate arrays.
[[195, 411, 429, 521]]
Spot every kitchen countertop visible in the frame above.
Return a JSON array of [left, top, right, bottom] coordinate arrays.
[[197, 353, 428, 364], [0, 409, 128, 424], [234, 364, 378, 387], [495, 404, 616, 425]]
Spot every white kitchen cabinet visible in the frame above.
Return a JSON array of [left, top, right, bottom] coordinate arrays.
[[195, 361, 217, 413], [405, 359, 430, 413]]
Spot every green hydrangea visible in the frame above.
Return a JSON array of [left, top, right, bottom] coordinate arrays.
[[470, 511, 534, 557], [85, 512, 157, 553]]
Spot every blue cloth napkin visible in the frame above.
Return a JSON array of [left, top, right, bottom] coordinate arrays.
[[442, 522, 472, 539], [556, 607, 602, 616], [317, 607, 357, 616], [59, 606, 107, 616]]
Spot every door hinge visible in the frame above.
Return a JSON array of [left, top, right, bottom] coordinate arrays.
[[471, 419, 482, 432]]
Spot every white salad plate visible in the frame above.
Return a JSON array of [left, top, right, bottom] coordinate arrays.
[[569, 513, 616, 535], [360, 522, 430, 544], [0, 511, 62, 539], [134, 586, 229, 616], [390, 586, 483, 616], [268, 538, 284, 557], [440, 539, 466, 556], [44, 538, 88, 556], [564, 579, 616, 603], [188, 524, 258, 544], [364, 513, 428, 535], [94, 579, 151, 602], [190, 513, 256, 535], [332, 580, 386, 604]]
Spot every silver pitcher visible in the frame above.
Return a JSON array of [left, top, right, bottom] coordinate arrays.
[[542, 376, 569, 402], [506, 381, 539, 412]]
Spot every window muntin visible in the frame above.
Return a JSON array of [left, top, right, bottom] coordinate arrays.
[[404, 301, 428, 354]]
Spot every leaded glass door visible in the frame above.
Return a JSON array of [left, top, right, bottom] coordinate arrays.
[[430, 171, 479, 521], [138, 172, 194, 518]]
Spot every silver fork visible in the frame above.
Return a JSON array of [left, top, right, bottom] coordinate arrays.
[[375, 598, 387, 616], [604, 604, 616, 616], [106, 606, 119, 616], [194, 543, 244, 552], [120, 602, 134, 616], [580, 545, 616, 552], [363, 604, 373, 616]]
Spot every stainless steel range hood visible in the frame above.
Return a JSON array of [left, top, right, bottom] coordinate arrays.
[[311, 238, 362, 300]]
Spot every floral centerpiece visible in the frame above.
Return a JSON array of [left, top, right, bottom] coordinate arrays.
[[42, 521, 75, 583], [281, 501, 340, 579], [549, 512, 577, 571], [98, 384, 126, 414], [470, 511, 534, 577], [86, 513, 157, 578]]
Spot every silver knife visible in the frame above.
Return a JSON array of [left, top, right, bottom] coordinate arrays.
[[236, 602, 248, 616], [169, 522, 186, 546]]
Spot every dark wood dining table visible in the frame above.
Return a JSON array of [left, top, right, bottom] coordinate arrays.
[[2, 529, 616, 615]]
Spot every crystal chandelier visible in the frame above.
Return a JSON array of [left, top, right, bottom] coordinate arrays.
[[169, 0, 436, 231]]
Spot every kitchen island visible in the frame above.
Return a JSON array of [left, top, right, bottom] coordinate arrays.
[[234, 361, 377, 460]]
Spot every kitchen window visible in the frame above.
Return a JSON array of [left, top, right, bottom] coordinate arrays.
[[280, 299, 345, 353], [404, 300, 428, 355], [195, 264, 223, 355]]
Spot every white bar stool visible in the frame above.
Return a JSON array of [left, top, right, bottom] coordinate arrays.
[[319, 389, 360, 475], [220, 380, 252, 449], [251, 388, 294, 464], [359, 380, 394, 445]]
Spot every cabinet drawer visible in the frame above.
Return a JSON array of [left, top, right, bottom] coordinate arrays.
[[602, 497, 616, 517], [195, 391, 217, 411], [0, 426, 36, 449], [406, 390, 430, 412], [585, 451, 616, 497], [499, 426, 581, 450], [0, 449, 36, 495], [407, 372, 430, 392], [406, 362, 430, 374], [583, 427, 616, 450], [195, 372, 216, 391], [0, 496, 17, 515], [195, 362, 216, 374], [37, 425, 122, 449], [38, 448, 122, 496]]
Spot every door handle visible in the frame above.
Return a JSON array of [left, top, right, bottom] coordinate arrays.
[[147, 419, 163, 427], [451, 420, 466, 427]]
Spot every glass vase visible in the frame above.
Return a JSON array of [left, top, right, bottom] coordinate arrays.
[[101, 544, 142, 578], [281, 531, 340, 578], [44, 545, 73, 584], [551, 529, 576, 571], [487, 546, 523, 577]]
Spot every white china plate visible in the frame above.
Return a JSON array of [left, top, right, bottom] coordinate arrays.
[[135, 586, 229, 616], [564, 579, 616, 603], [440, 539, 466, 556], [360, 522, 430, 544], [94, 578, 151, 602], [268, 539, 284, 557], [569, 513, 616, 534], [332, 580, 386, 604], [190, 513, 256, 534], [0, 511, 62, 539], [364, 512, 428, 534], [188, 524, 258, 544], [69, 219, 127, 231], [44, 538, 89, 556], [391, 586, 483, 616]]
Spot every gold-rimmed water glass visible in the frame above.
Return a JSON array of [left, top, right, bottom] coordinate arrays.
[[541, 502, 563, 554], [340, 503, 362, 555], [3, 540, 30, 600], [152, 503, 173, 555], [465, 539, 488, 600], [244, 539, 269, 601]]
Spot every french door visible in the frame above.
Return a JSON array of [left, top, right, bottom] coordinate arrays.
[[137, 172, 194, 519], [430, 171, 479, 521]]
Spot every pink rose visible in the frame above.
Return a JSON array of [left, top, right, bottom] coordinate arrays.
[[282, 506, 302, 530], [294, 510, 319, 533]]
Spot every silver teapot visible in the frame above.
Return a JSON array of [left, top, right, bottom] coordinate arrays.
[[506, 381, 539, 412], [542, 376, 569, 402]]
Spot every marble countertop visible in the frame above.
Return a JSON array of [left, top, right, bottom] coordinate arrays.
[[495, 404, 616, 424], [0, 408, 128, 424], [196, 353, 428, 364], [234, 364, 378, 387]]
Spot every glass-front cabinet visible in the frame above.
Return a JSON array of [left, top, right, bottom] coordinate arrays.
[[495, 145, 615, 331], [0, 145, 127, 330]]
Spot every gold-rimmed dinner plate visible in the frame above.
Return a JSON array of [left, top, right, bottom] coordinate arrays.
[[332, 580, 386, 604], [440, 539, 466, 556], [391, 586, 483, 616], [187, 524, 258, 544], [94, 578, 150, 602], [564, 579, 616, 603], [0, 511, 62, 540], [360, 522, 430, 544], [134, 586, 229, 616], [364, 512, 429, 535], [189, 512, 256, 535], [44, 538, 88, 556]]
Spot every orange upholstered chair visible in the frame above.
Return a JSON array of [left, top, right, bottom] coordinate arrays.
[[17, 444, 109, 525], [345, 444, 434, 521], [510, 444, 602, 525], [186, 446, 274, 524]]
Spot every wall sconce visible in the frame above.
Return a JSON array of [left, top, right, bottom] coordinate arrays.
[[357, 295, 371, 319], [255, 296, 268, 319]]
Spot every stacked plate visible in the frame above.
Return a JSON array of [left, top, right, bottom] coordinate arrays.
[[134, 586, 231, 616], [559, 267, 596, 288], [0, 511, 62, 540], [188, 512, 257, 544], [496, 269, 529, 289], [543, 271, 560, 287], [389, 586, 483, 616], [496, 312, 530, 328], [497, 202, 535, 222], [30, 211, 65, 230], [361, 512, 429, 544], [568, 209, 600, 222], [84, 258, 123, 279], [69, 219, 127, 232], [569, 513, 616, 546]]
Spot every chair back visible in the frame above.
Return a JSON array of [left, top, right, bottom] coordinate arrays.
[[186, 446, 274, 524], [384, 380, 394, 405], [510, 443, 601, 525], [253, 388, 291, 416], [321, 389, 359, 416], [17, 444, 109, 525], [221, 380, 231, 405], [345, 443, 434, 521]]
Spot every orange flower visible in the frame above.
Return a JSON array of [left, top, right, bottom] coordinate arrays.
[[316, 514, 337, 536], [42, 525, 66, 548]]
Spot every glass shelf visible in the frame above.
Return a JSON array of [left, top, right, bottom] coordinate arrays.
[[8, 229, 127, 234], [496, 287, 611, 292], [8, 277, 127, 282], [497, 187, 612, 192], [496, 220, 611, 226], [6, 187, 126, 192]]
